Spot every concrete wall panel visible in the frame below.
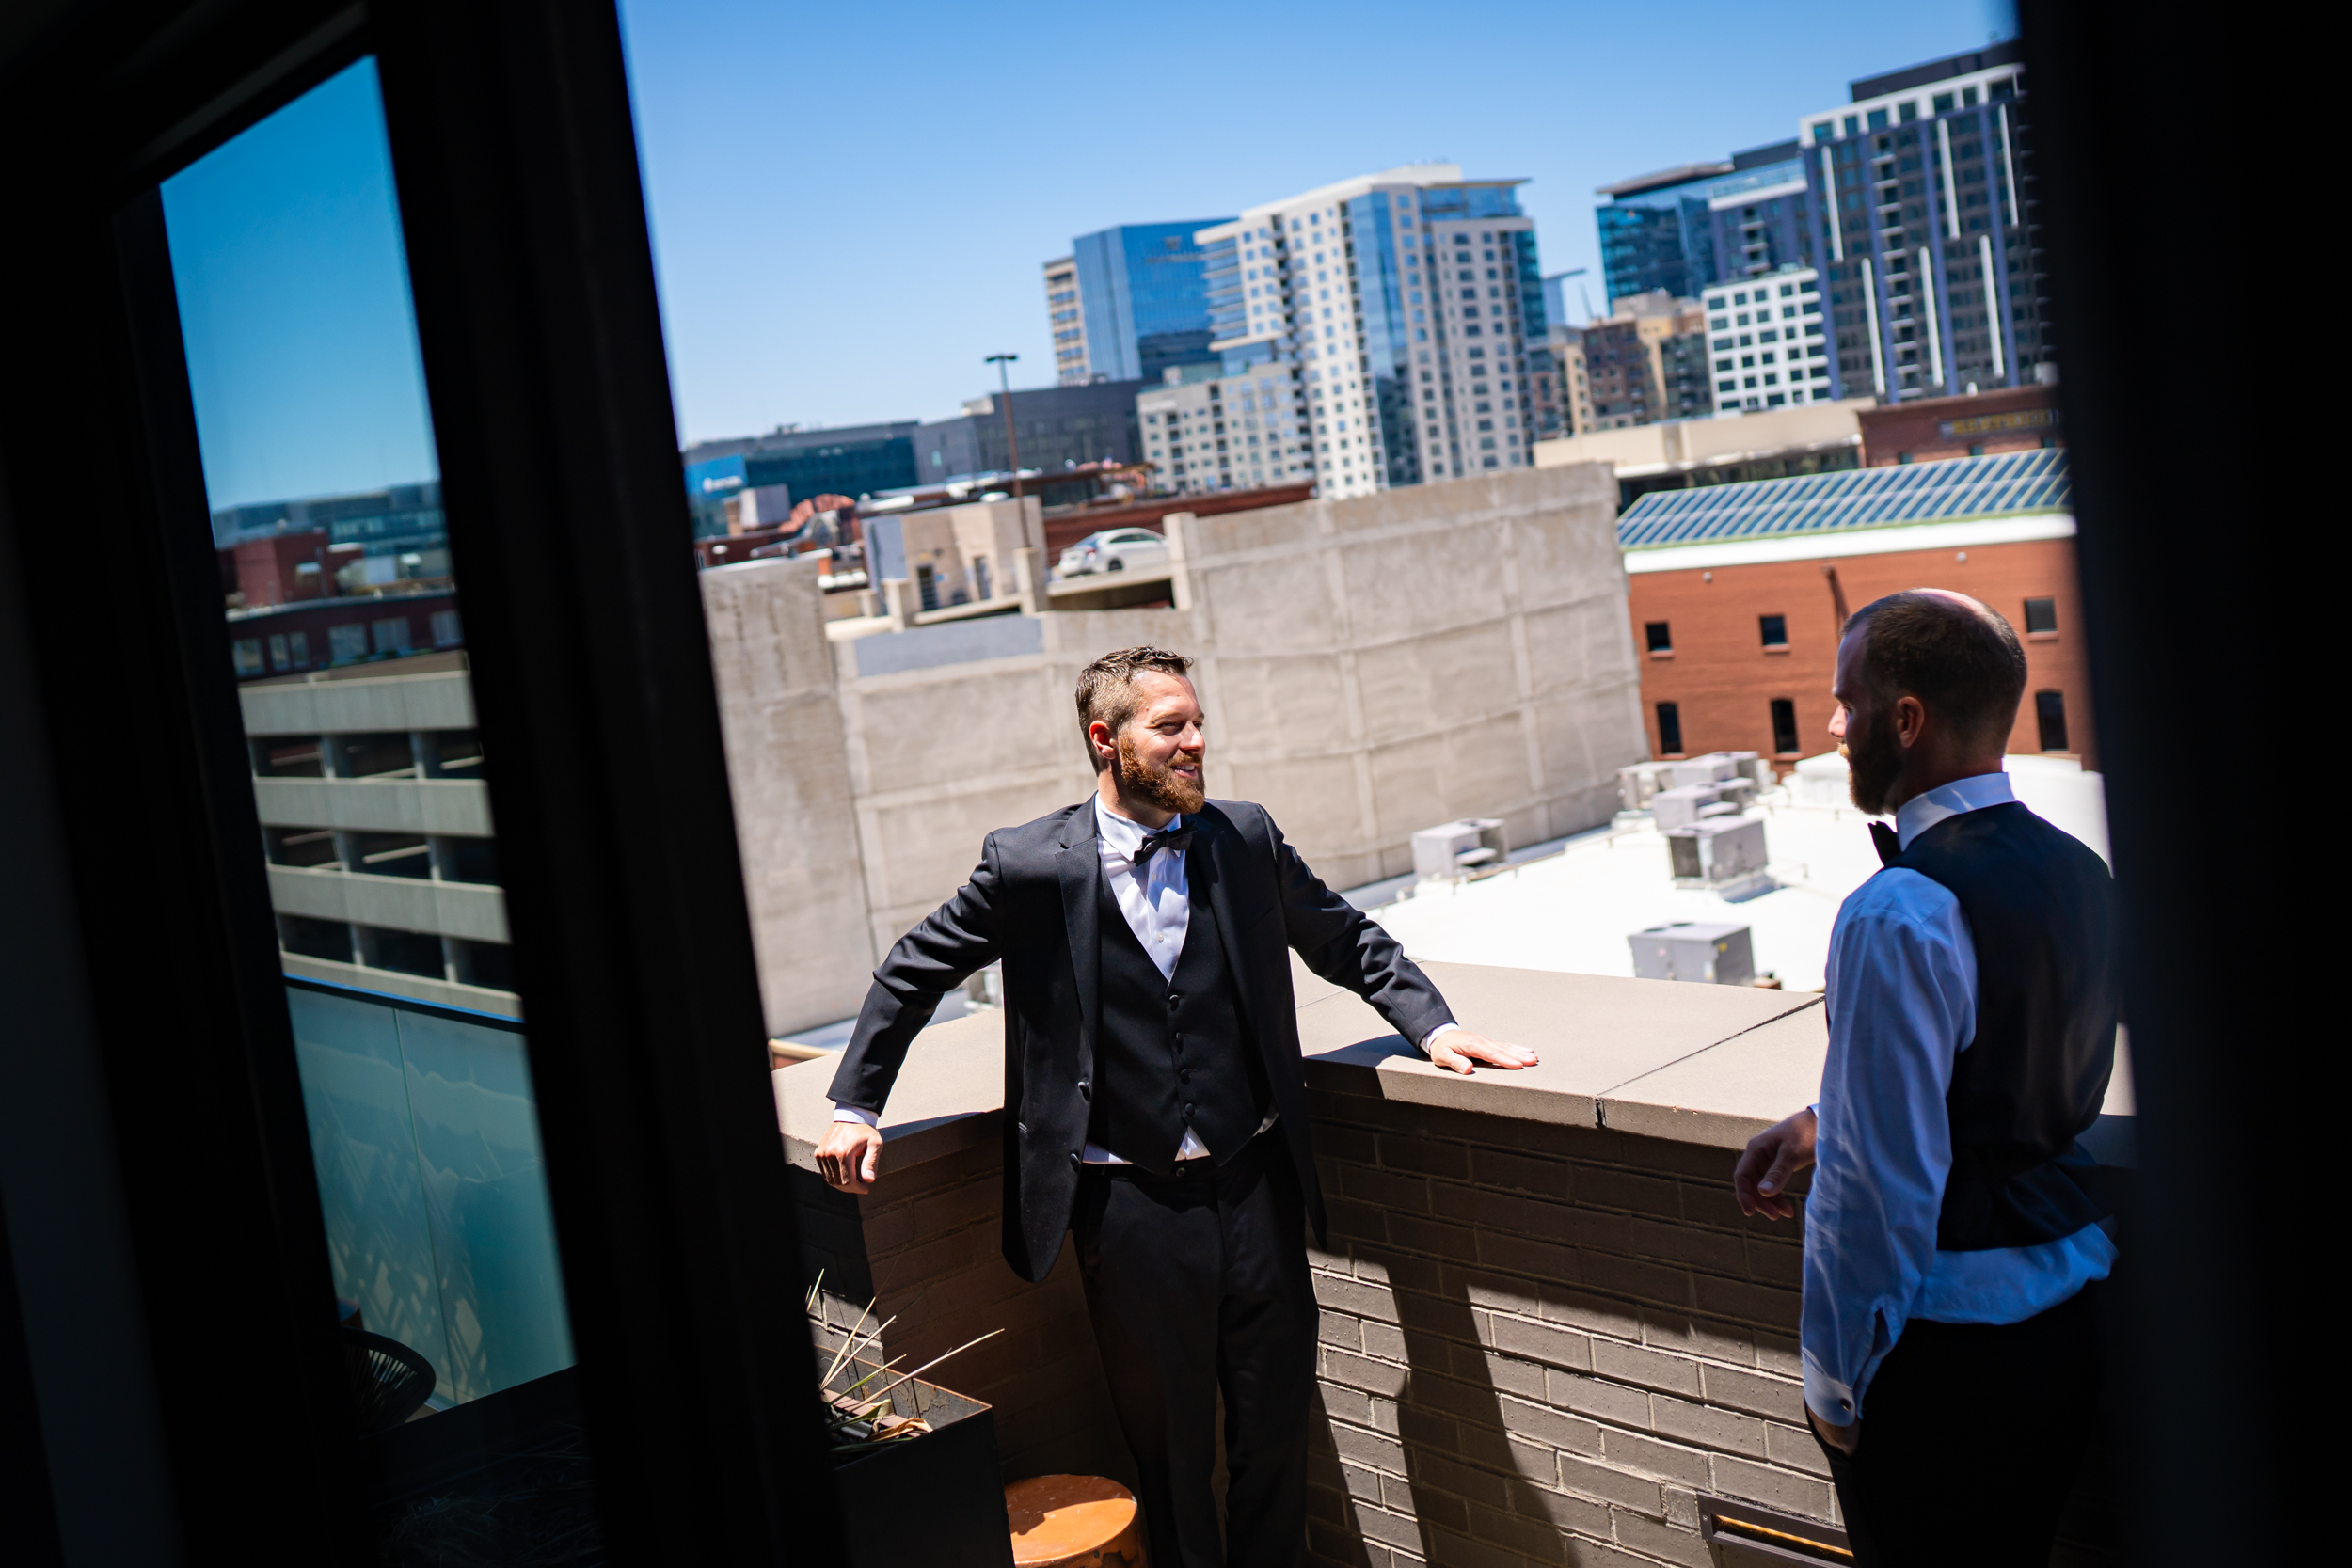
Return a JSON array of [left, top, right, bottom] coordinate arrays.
[[1350, 620, 1519, 749], [1195, 558, 1346, 657], [1521, 594, 1638, 694], [1367, 710, 1531, 847], [1206, 653, 1354, 758], [703, 558, 879, 1035]]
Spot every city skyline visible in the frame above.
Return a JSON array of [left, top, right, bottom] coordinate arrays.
[[619, 0, 2010, 448], [158, 6, 2016, 512]]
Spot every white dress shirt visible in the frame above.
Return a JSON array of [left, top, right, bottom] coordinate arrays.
[[1801, 771, 2118, 1431], [832, 795, 1458, 1158]]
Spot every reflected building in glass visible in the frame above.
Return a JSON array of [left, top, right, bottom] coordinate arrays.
[[155, 51, 588, 1539]]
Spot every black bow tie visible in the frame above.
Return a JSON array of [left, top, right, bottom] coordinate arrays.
[[1131, 825, 1195, 866], [1870, 822, 1901, 867]]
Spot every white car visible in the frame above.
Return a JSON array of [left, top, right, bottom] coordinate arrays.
[[1057, 528, 1169, 577]]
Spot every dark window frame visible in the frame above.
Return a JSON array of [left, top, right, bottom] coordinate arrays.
[[0, 2, 841, 1560], [1655, 700, 1685, 754]]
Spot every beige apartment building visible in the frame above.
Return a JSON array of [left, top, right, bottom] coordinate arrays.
[[240, 650, 519, 1017]]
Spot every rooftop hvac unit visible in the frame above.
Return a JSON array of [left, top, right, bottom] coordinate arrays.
[[1665, 816, 1769, 888], [1669, 753, 1742, 788], [1628, 922, 1756, 987], [1712, 776, 1759, 813], [1410, 818, 1509, 881], [1617, 760, 1675, 812], [1651, 784, 1727, 831]]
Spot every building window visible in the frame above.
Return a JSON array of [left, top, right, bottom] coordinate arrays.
[[1645, 620, 1672, 654], [2023, 596, 2058, 636], [1759, 614, 1788, 648], [1656, 701, 1684, 755], [2035, 690, 2070, 752], [231, 637, 265, 676], [1770, 698, 1800, 755]]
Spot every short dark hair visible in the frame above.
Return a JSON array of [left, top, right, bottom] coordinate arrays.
[[1843, 591, 2026, 752], [1074, 646, 1193, 765]]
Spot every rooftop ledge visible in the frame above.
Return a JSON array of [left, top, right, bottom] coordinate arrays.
[[775, 958, 2136, 1177]]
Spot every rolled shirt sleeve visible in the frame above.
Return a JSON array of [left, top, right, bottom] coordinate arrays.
[[1801, 869, 1976, 1429]]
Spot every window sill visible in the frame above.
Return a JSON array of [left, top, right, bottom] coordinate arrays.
[[1762, 645, 1791, 655], [1648, 649, 1675, 659], [2027, 631, 2059, 641]]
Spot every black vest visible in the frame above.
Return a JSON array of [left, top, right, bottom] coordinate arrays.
[[1889, 802, 2116, 1251], [1089, 863, 1270, 1176]]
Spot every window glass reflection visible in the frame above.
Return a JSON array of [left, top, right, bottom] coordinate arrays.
[[157, 55, 600, 1558]]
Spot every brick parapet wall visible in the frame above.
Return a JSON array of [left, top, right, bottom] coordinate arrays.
[[781, 1044, 2121, 1564], [1302, 1083, 1822, 1568]]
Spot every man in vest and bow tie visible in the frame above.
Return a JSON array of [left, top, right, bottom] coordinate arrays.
[[1734, 591, 2117, 1568], [817, 645, 1534, 1568]]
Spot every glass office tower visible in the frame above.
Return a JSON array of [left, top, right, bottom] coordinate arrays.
[[1595, 143, 1813, 309], [1062, 220, 1234, 385]]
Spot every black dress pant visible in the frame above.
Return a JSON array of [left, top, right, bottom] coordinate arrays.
[[1821, 1282, 2102, 1568], [1074, 1132, 1318, 1568]]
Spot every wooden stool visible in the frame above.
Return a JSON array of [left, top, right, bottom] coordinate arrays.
[[1005, 1474, 1146, 1568]]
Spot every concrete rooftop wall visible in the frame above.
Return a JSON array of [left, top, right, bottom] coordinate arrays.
[[702, 556, 878, 1036], [713, 465, 1648, 1028]]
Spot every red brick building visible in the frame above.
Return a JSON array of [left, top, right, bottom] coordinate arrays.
[[1618, 450, 2094, 768], [1856, 383, 2059, 467]]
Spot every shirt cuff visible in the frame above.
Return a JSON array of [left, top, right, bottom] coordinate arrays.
[[1418, 1022, 1460, 1055], [1801, 1346, 1858, 1428], [831, 1105, 880, 1128]]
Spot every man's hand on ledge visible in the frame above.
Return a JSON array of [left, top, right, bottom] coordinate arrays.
[[1733, 1106, 1818, 1221], [817, 1120, 884, 1195], [1426, 1030, 1539, 1076]]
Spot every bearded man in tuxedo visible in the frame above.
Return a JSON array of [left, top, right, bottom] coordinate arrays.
[[817, 645, 1534, 1568]]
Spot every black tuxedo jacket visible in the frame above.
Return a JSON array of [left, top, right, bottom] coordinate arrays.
[[828, 797, 1454, 1281]]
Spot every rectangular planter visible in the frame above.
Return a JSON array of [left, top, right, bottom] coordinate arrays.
[[825, 1352, 1015, 1568]]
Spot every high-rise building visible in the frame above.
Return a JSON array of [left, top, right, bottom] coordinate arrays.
[[1700, 267, 1832, 411], [1043, 256, 1087, 383], [1136, 365, 1311, 494], [1187, 164, 1548, 499], [1595, 142, 1814, 308], [1573, 292, 1711, 432], [1798, 41, 2049, 402], [1046, 221, 1234, 387]]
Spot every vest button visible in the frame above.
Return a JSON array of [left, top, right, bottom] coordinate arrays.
[[1184, 1102, 1196, 1117], [1180, 1069, 1192, 1084], [1078, 1080, 1090, 1100], [1069, 1150, 1081, 1169], [1167, 993, 1182, 1010]]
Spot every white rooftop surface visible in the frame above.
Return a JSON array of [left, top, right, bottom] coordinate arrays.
[[1357, 755, 2110, 995]]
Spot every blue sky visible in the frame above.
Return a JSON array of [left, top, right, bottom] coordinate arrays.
[[161, 59, 436, 511], [619, 0, 2012, 445], [152, 5, 2010, 506]]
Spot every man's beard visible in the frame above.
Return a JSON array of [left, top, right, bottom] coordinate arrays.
[[1843, 705, 1904, 816], [1116, 731, 1206, 814]]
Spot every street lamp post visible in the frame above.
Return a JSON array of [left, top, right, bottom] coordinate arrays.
[[984, 354, 1021, 500]]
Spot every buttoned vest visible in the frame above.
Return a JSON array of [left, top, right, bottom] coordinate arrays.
[[1089, 863, 1270, 1176], [1889, 802, 2117, 1251]]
